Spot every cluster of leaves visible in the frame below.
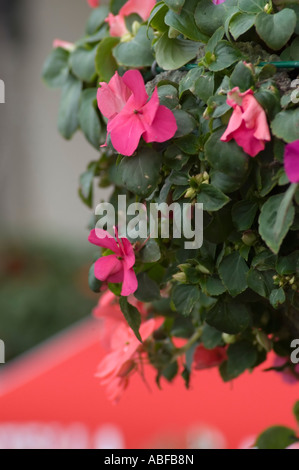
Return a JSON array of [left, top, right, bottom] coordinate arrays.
[[43, 0, 299, 386]]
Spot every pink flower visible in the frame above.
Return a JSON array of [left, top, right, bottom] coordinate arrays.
[[213, 0, 226, 4], [106, 0, 156, 37], [87, 0, 100, 7], [284, 140, 299, 183], [193, 345, 227, 370], [88, 228, 138, 296], [97, 319, 157, 403], [97, 70, 177, 156], [52, 39, 75, 51], [220, 87, 271, 157], [273, 356, 299, 385]]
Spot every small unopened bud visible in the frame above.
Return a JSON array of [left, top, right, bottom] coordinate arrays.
[[173, 272, 187, 283], [178, 263, 190, 272], [256, 331, 272, 352], [242, 231, 257, 246], [222, 333, 236, 344], [132, 21, 141, 36], [289, 276, 295, 285], [185, 188, 197, 199], [264, 3, 272, 14]]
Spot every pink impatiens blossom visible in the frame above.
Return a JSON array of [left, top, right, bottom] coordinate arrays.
[[97, 70, 178, 156], [212, 0, 226, 4], [87, 0, 100, 7], [52, 39, 75, 52], [193, 344, 227, 370], [220, 87, 271, 157], [88, 228, 138, 296], [273, 356, 299, 385], [96, 319, 157, 403], [284, 140, 299, 183], [106, 0, 156, 37]]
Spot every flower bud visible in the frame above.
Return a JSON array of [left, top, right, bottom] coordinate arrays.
[[242, 230, 257, 246], [172, 272, 187, 283], [222, 333, 237, 345], [185, 188, 197, 199]]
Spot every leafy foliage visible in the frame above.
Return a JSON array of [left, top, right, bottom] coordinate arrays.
[[44, 0, 299, 394]]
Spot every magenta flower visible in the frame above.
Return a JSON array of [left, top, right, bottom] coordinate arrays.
[[52, 39, 75, 51], [106, 0, 156, 37], [87, 0, 100, 7], [284, 140, 299, 183], [88, 228, 138, 296], [221, 87, 271, 157], [213, 0, 226, 4], [97, 70, 178, 156]]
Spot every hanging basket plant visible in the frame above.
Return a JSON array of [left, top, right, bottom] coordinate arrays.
[[43, 0, 299, 406]]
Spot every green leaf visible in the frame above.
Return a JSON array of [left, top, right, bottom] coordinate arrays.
[[178, 67, 203, 97], [172, 284, 200, 316], [247, 269, 272, 298], [256, 426, 297, 450], [227, 341, 258, 378], [251, 251, 277, 271], [42, 48, 70, 88], [140, 239, 161, 263], [113, 26, 154, 67], [155, 32, 200, 70], [229, 12, 256, 40], [293, 401, 299, 425], [148, 2, 169, 33], [206, 301, 251, 334], [238, 0, 267, 13], [205, 277, 226, 296], [205, 129, 249, 187], [88, 263, 102, 293], [78, 88, 102, 149], [119, 297, 142, 342], [164, 0, 209, 42], [135, 273, 161, 302], [230, 61, 255, 91], [86, 5, 109, 35], [69, 45, 97, 82], [201, 324, 223, 349], [206, 26, 224, 54], [79, 161, 98, 208], [219, 252, 249, 297], [58, 74, 82, 139], [95, 37, 119, 82], [197, 184, 230, 211], [232, 200, 258, 231], [194, 73, 215, 103], [255, 10, 297, 51], [269, 288, 286, 309], [195, 0, 238, 36], [172, 110, 196, 137], [276, 251, 299, 275], [164, 0, 185, 12], [208, 41, 242, 72], [271, 109, 299, 143], [157, 85, 179, 109], [258, 191, 295, 254], [119, 148, 161, 198]]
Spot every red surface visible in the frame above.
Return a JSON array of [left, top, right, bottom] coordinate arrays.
[[0, 317, 298, 449]]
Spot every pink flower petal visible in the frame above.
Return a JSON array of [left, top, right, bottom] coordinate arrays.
[[143, 104, 178, 143], [88, 229, 120, 254], [220, 106, 243, 142], [122, 70, 148, 109], [105, 13, 128, 37], [119, 237, 136, 270], [121, 267, 138, 296], [94, 255, 123, 282], [284, 140, 299, 183], [87, 0, 100, 7], [108, 111, 145, 156], [231, 121, 265, 157], [119, 0, 156, 21], [97, 72, 132, 119]]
